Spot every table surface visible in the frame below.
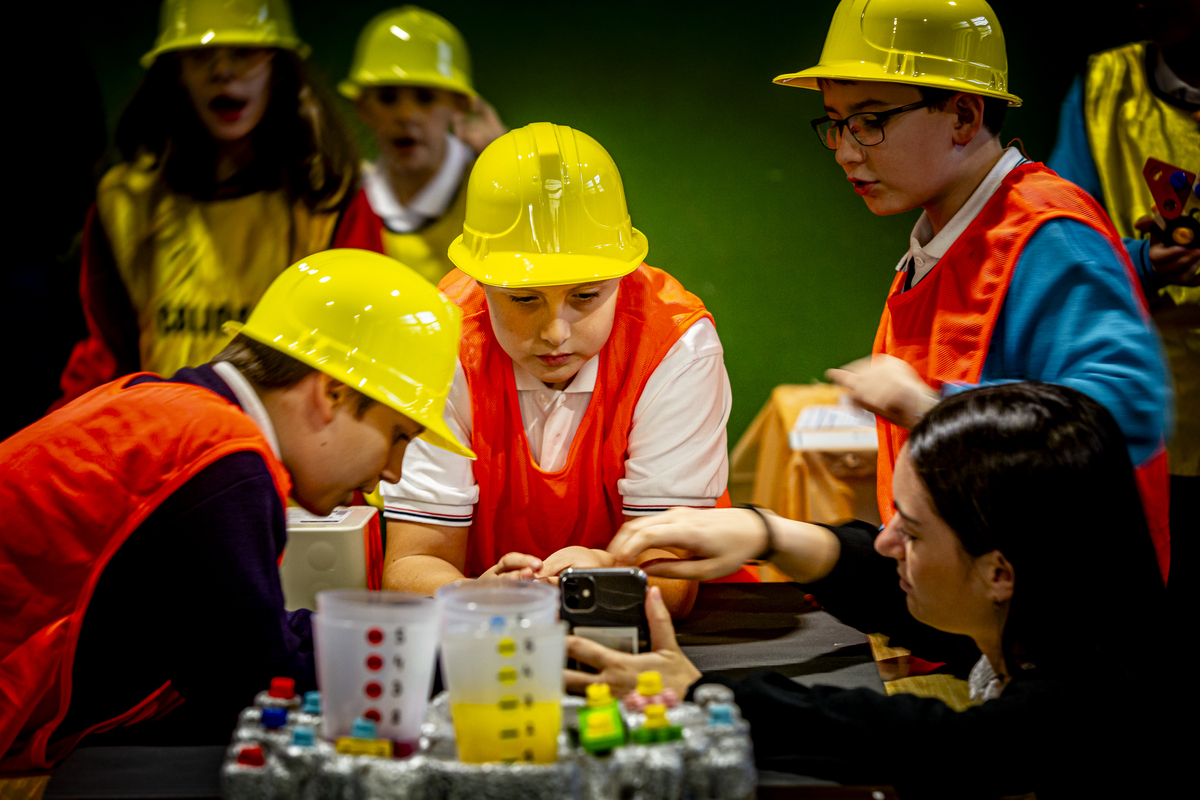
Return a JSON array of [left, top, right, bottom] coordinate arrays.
[[43, 582, 886, 799]]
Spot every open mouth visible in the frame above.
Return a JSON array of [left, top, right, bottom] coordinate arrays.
[[209, 95, 248, 122], [391, 136, 419, 151], [849, 178, 878, 196]]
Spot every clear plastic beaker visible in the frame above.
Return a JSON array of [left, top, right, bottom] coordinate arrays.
[[440, 620, 566, 763], [313, 589, 438, 748], [435, 579, 559, 634]]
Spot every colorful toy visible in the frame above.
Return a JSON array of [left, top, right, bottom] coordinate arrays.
[[630, 704, 683, 744], [1144, 158, 1199, 248], [334, 717, 393, 758], [623, 670, 680, 711], [577, 683, 626, 755]]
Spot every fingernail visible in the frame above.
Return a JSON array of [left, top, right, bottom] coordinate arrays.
[[650, 586, 661, 600]]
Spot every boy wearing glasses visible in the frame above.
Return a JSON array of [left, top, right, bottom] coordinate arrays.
[[784, 0, 1171, 578]]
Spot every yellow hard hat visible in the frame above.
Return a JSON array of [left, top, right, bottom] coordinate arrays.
[[448, 123, 648, 288], [774, 0, 1022, 106], [225, 249, 474, 459], [339, 6, 475, 100], [141, 0, 310, 68]]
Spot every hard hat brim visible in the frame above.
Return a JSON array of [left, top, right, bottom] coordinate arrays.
[[773, 64, 1022, 107], [338, 77, 477, 101], [140, 37, 311, 69], [446, 229, 649, 288], [223, 320, 476, 460]]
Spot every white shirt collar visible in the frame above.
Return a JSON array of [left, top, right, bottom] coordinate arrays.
[[968, 654, 1005, 702], [1154, 46, 1200, 105], [512, 355, 600, 395], [362, 134, 472, 234], [212, 361, 281, 460], [899, 147, 1028, 286]]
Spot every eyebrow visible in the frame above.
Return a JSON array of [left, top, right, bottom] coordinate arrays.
[[824, 98, 892, 115], [891, 500, 920, 526]]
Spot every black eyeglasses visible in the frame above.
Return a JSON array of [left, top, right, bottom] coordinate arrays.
[[810, 100, 934, 150]]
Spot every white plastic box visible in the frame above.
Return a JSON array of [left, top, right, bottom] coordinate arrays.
[[281, 506, 380, 612]]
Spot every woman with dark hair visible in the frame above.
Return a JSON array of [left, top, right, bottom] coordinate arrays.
[[570, 383, 1174, 797], [55, 0, 372, 407]]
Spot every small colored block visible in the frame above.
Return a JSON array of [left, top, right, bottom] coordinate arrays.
[[335, 736, 392, 758]]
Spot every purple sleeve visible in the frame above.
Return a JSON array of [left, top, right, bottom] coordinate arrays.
[[62, 451, 315, 739], [160, 451, 316, 701]]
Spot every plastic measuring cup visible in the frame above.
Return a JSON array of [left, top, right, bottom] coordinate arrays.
[[435, 579, 558, 634], [313, 589, 438, 748], [440, 620, 566, 764]]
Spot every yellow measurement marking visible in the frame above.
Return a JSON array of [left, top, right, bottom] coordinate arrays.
[[497, 637, 516, 657], [497, 667, 518, 685]]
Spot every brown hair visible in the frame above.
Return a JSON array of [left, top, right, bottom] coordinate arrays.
[[114, 50, 358, 210], [214, 334, 376, 416]]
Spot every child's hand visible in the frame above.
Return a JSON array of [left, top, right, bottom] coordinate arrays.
[[1135, 215, 1200, 287], [827, 354, 938, 430], [536, 546, 615, 584], [479, 552, 542, 581], [564, 586, 701, 697], [453, 96, 507, 155]]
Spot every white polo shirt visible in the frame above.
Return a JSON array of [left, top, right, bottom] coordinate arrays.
[[378, 318, 731, 526], [899, 147, 1029, 287], [361, 133, 472, 234]]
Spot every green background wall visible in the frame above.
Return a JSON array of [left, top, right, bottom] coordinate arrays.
[[72, 0, 1131, 444]]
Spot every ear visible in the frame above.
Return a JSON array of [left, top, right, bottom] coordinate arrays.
[[308, 371, 350, 426], [978, 549, 1015, 604], [949, 92, 986, 147]]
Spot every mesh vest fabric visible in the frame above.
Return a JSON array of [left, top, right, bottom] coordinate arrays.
[[439, 265, 713, 578], [1084, 41, 1200, 476], [871, 162, 1171, 579], [0, 378, 291, 771]]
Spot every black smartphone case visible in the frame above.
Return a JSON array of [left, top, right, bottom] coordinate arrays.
[[560, 567, 650, 655]]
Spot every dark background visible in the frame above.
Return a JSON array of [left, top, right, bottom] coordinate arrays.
[[20, 0, 1135, 442]]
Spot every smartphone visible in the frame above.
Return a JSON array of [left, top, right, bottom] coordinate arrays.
[[560, 567, 649, 668]]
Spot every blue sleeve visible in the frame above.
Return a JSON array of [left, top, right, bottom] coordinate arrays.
[[946, 219, 1171, 465], [1047, 76, 1104, 203], [1123, 236, 1167, 298]]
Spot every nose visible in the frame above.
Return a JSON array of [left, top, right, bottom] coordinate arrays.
[[874, 515, 905, 560], [209, 49, 236, 82], [834, 128, 865, 168], [395, 90, 424, 121], [539, 312, 571, 348], [379, 441, 409, 486]]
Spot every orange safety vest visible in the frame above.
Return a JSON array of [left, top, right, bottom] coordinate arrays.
[[0, 377, 292, 772], [440, 264, 721, 578], [872, 162, 1171, 581]]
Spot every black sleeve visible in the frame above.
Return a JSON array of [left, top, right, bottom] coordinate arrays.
[[699, 670, 1147, 799], [62, 451, 314, 743], [802, 521, 980, 673]]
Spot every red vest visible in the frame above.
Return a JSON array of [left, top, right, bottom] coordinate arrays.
[[872, 162, 1171, 580], [0, 377, 292, 772], [440, 265, 717, 578]]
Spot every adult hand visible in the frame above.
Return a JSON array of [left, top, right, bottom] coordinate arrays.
[[535, 546, 615, 584], [826, 354, 938, 429], [1135, 215, 1200, 287], [453, 96, 507, 155], [564, 586, 701, 697], [608, 508, 766, 581], [479, 552, 542, 581]]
